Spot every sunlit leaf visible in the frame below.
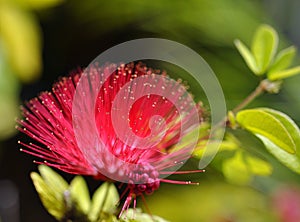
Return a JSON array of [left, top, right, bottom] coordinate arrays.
[[88, 182, 119, 221], [234, 39, 259, 74], [257, 135, 300, 174], [251, 108, 300, 174], [223, 149, 272, 185], [236, 108, 297, 154], [251, 24, 278, 74], [268, 46, 296, 74], [30, 172, 66, 220], [146, 182, 278, 222], [246, 154, 272, 176], [0, 4, 41, 82], [69, 176, 91, 215], [193, 140, 237, 158], [38, 165, 69, 197], [222, 151, 251, 185], [260, 108, 300, 147], [194, 132, 243, 158], [268, 66, 300, 81]]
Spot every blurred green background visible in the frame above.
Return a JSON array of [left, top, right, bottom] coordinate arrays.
[[1, 0, 300, 221]]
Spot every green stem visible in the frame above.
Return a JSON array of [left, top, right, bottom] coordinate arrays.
[[232, 79, 270, 114]]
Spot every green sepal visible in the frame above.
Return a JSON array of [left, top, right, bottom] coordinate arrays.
[[88, 182, 119, 221], [30, 171, 66, 220], [38, 165, 69, 195], [69, 176, 91, 215], [120, 208, 169, 222]]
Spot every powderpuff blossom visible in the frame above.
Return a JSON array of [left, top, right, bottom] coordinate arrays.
[[17, 62, 204, 214]]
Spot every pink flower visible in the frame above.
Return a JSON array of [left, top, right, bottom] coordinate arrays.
[[272, 186, 300, 222], [17, 62, 204, 214]]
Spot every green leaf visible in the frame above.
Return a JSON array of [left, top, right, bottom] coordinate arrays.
[[0, 4, 41, 82], [38, 165, 69, 196], [0, 92, 19, 139], [234, 39, 258, 74], [254, 108, 300, 174], [222, 150, 272, 185], [268, 46, 296, 74], [0, 45, 20, 94], [88, 182, 119, 221], [146, 181, 278, 222], [120, 208, 169, 222], [257, 135, 300, 174], [222, 151, 251, 185], [193, 139, 237, 158], [69, 176, 91, 215], [251, 24, 278, 74], [0, 39, 20, 139], [246, 154, 272, 176], [30, 172, 66, 220], [236, 108, 297, 154], [260, 108, 300, 147], [15, 0, 64, 9], [267, 66, 300, 81], [194, 132, 244, 158]]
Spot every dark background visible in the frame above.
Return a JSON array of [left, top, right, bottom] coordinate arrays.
[[1, 0, 300, 221]]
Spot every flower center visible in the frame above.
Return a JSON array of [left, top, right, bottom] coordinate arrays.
[[127, 163, 160, 195]]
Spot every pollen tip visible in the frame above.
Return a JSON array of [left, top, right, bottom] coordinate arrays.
[[19, 148, 23, 151], [17, 140, 21, 144]]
